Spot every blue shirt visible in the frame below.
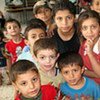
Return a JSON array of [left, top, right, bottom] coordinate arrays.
[[60, 77, 100, 100]]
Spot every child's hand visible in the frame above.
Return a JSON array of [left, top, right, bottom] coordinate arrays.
[[85, 39, 94, 55]]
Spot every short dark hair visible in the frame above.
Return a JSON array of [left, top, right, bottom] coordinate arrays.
[[53, 0, 76, 17], [5, 18, 21, 28], [24, 18, 47, 40], [33, 38, 58, 57], [9, 60, 39, 83], [58, 53, 83, 71]]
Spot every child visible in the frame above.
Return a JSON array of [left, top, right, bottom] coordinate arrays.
[[5, 19, 26, 70], [9, 60, 57, 100], [17, 18, 47, 67], [58, 53, 100, 99], [51, 0, 80, 54], [33, 38, 64, 87], [33, 0, 56, 36], [78, 10, 100, 84], [90, 0, 100, 14]]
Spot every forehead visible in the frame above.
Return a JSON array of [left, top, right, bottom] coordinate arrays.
[[37, 7, 51, 11], [16, 70, 38, 81], [6, 22, 18, 27], [81, 18, 99, 26], [55, 9, 74, 17], [61, 64, 81, 70], [37, 49, 56, 55], [28, 28, 45, 35]]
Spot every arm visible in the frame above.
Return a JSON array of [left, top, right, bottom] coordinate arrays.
[[84, 69, 100, 78], [85, 39, 100, 77]]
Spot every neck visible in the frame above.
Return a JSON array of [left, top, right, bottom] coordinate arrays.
[[58, 27, 75, 41], [40, 67, 56, 77], [12, 34, 22, 43]]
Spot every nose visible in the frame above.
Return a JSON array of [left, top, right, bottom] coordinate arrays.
[[87, 27, 92, 34], [29, 81, 34, 89], [62, 18, 67, 25], [45, 57, 51, 63], [69, 72, 74, 78]]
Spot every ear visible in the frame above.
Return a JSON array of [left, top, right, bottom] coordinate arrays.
[[56, 53, 60, 60], [24, 39, 29, 45], [12, 82, 19, 91], [81, 66, 85, 74]]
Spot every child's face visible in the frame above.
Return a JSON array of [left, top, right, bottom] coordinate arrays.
[[91, 0, 100, 13], [6, 22, 21, 36], [81, 18, 100, 41], [13, 70, 41, 98], [36, 49, 59, 72], [61, 64, 84, 87], [35, 7, 52, 23], [26, 28, 46, 47], [54, 10, 75, 34]]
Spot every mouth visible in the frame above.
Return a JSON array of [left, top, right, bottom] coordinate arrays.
[[44, 65, 52, 68], [29, 89, 38, 94], [69, 79, 76, 83]]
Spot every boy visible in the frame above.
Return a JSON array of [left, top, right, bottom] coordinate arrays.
[[90, 0, 100, 14], [9, 60, 57, 100], [17, 18, 47, 67], [33, 38, 64, 87], [51, 0, 80, 54], [33, 0, 56, 35], [5, 19, 26, 70], [58, 53, 100, 99]]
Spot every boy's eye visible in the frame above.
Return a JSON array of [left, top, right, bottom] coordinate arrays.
[[40, 56, 45, 60], [32, 36, 36, 39], [73, 69, 78, 72], [20, 82, 27, 86], [39, 34, 45, 38], [57, 17, 62, 21], [64, 71, 68, 75], [50, 55, 56, 59], [45, 9, 50, 12], [66, 16, 72, 20], [32, 77, 38, 82]]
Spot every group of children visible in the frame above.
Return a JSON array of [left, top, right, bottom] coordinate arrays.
[[0, 0, 100, 99]]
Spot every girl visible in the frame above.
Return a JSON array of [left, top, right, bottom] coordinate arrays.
[[78, 10, 100, 84]]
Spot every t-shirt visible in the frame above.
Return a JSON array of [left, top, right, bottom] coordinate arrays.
[[60, 77, 100, 100], [5, 38, 26, 63], [15, 84, 57, 100], [51, 28, 80, 54], [0, 41, 6, 67]]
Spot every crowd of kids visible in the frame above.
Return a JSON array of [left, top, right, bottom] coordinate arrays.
[[0, 0, 100, 99]]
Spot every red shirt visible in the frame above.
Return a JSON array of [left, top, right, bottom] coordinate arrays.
[[79, 41, 100, 84], [5, 38, 26, 63], [15, 85, 57, 100]]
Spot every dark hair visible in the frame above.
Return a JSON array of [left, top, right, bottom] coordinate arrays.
[[33, 38, 58, 57], [58, 53, 83, 71], [53, 0, 76, 17], [24, 18, 47, 39], [77, 10, 100, 42], [9, 60, 39, 83], [5, 18, 21, 28]]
